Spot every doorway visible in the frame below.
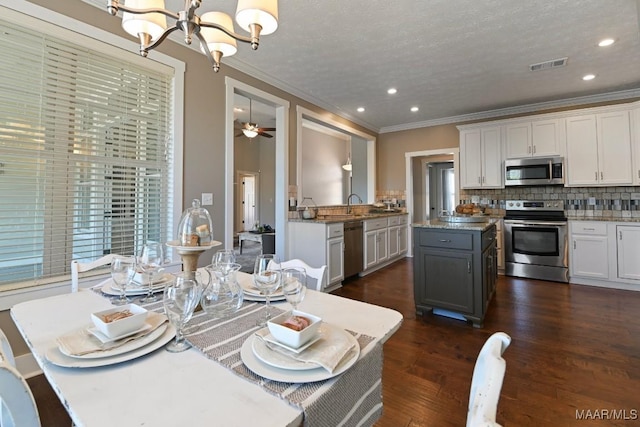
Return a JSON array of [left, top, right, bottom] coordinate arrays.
[[405, 148, 460, 257], [237, 172, 258, 232], [427, 162, 455, 218]]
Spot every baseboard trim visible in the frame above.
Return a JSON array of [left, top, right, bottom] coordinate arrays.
[[16, 352, 42, 379]]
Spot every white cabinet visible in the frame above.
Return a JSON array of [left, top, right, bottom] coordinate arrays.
[[632, 108, 640, 184], [460, 126, 503, 189], [505, 119, 562, 159], [566, 112, 632, 186], [362, 215, 408, 275], [616, 225, 640, 281], [570, 221, 609, 280], [388, 215, 409, 259], [364, 217, 388, 270], [288, 221, 344, 290], [326, 228, 345, 286]]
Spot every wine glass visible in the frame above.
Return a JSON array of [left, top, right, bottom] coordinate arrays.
[[110, 256, 136, 305], [282, 267, 307, 311], [213, 249, 236, 266], [139, 242, 164, 303], [253, 254, 281, 325], [163, 273, 200, 352]]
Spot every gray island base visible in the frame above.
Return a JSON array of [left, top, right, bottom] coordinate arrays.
[[412, 220, 498, 328]]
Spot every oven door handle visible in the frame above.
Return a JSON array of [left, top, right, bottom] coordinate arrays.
[[504, 220, 567, 227]]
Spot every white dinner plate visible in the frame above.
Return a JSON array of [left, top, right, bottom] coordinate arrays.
[[259, 328, 322, 354], [251, 323, 356, 371], [58, 323, 169, 359], [237, 272, 284, 298], [101, 274, 171, 297], [88, 321, 153, 344], [46, 324, 176, 368], [241, 325, 360, 382]]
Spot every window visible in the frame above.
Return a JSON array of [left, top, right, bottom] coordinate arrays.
[[0, 12, 177, 290]]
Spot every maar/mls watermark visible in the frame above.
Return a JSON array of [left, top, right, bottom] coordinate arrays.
[[576, 408, 638, 421]]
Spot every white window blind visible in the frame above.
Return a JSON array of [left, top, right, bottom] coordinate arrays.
[[0, 18, 174, 287]]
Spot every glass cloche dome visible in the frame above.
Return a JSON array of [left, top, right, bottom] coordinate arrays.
[[177, 199, 213, 247]]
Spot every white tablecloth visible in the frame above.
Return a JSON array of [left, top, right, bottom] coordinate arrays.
[[10, 280, 402, 427]]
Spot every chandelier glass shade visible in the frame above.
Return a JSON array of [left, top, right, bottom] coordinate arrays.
[[107, 0, 278, 72]]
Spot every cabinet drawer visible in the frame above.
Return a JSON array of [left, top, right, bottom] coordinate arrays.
[[572, 221, 606, 235], [388, 216, 400, 226], [327, 223, 344, 239], [419, 231, 473, 250], [364, 218, 388, 232], [397, 215, 408, 226]]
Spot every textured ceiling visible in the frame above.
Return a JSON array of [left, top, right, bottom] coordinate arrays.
[[90, 0, 640, 133]]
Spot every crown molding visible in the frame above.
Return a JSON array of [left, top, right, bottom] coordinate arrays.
[[379, 88, 640, 134]]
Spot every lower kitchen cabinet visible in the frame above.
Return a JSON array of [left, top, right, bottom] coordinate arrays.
[[288, 221, 344, 291], [569, 220, 640, 290], [617, 225, 640, 281], [569, 221, 609, 279], [413, 223, 497, 327], [361, 214, 409, 276]]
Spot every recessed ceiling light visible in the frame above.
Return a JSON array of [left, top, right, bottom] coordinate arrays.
[[387, 88, 397, 95], [357, 107, 365, 112], [598, 38, 615, 47], [582, 74, 596, 81], [410, 106, 419, 112]]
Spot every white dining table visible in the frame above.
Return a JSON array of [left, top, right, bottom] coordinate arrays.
[[10, 273, 403, 427]]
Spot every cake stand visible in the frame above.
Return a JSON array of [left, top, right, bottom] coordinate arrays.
[[167, 240, 222, 276]]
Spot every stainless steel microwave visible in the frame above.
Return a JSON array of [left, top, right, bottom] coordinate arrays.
[[504, 157, 565, 186]]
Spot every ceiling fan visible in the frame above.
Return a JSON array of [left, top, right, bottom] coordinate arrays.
[[235, 98, 276, 139]]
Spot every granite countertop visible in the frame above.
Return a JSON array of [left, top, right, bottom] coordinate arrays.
[[568, 215, 640, 223], [289, 211, 408, 224], [412, 218, 498, 231]]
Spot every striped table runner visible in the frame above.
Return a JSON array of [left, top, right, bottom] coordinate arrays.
[[182, 302, 384, 427]]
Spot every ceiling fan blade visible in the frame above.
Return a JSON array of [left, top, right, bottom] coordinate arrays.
[[257, 127, 276, 132], [258, 131, 273, 138]]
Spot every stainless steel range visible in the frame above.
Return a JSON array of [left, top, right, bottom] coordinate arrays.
[[504, 200, 569, 283]]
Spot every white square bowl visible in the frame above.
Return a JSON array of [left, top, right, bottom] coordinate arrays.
[[91, 304, 148, 339], [267, 310, 322, 349]]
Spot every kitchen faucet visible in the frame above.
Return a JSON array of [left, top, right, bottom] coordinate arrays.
[[346, 193, 363, 214]]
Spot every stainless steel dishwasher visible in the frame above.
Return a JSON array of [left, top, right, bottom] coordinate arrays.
[[343, 220, 363, 278]]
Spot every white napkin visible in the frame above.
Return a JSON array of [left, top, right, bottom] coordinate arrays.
[[56, 311, 167, 356], [255, 326, 356, 373]]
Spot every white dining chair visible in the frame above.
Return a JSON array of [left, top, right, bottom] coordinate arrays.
[[272, 259, 327, 291], [466, 332, 511, 427], [70, 254, 121, 292], [0, 328, 41, 427]]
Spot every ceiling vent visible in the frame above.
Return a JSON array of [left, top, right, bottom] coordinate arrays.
[[529, 57, 568, 72]]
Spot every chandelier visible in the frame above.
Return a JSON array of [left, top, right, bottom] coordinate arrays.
[[106, 0, 278, 72]]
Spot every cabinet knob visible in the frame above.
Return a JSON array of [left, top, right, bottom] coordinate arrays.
[[533, 145, 536, 154], [467, 261, 471, 273], [439, 239, 451, 243], [601, 172, 603, 180], [595, 171, 598, 180]]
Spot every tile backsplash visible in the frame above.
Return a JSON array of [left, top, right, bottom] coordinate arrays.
[[460, 186, 640, 219]]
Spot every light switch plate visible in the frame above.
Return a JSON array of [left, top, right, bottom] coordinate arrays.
[[471, 196, 480, 203], [201, 193, 213, 206], [588, 197, 596, 206]]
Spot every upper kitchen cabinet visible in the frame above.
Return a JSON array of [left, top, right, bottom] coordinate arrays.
[[459, 126, 503, 189], [566, 111, 632, 186], [632, 108, 640, 185], [505, 119, 563, 159]]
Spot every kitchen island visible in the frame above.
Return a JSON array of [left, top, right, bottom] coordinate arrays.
[[412, 219, 497, 327]]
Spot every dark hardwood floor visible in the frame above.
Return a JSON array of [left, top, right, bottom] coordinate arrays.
[[334, 259, 640, 427], [28, 258, 640, 426]]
